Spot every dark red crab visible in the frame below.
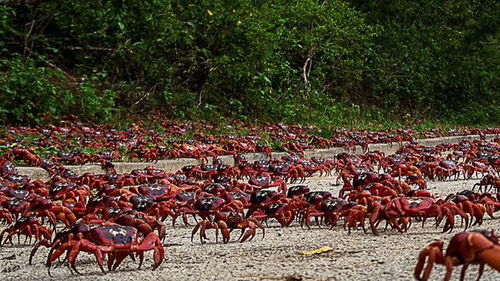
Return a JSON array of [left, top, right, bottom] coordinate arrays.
[[415, 230, 500, 281], [182, 196, 242, 220], [0, 216, 52, 246], [248, 174, 287, 194], [38, 222, 164, 274], [113, 209, 166, 242], [191, 211, 265, 244]]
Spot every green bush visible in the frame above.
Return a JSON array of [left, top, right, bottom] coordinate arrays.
[[0, 56, 117, 124], [0, 1, 498, 126], [349, 0, 500, 123]]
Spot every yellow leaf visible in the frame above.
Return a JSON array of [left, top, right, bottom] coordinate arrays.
[[236, 20, 242, 25], [188, 4, 195, 7], [298, 246, 334, 255], [207, 9, 214, 16], [209, 67, 218, 72]]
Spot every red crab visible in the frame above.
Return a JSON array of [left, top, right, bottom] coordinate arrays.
[[301, 199, 354, 229], [435, 160, 463, 181], [0, 216, 52, 246], [113, 209, 166, 242], [251, 200, 296, 227], [473, 174, 499, 193], [30, 196, 77, 226], [0, 158, 18, 176], [12, 148, 41, 167], [130, 183, 180, 201], [50, 151, 92, 165], [0, 207, 14, 224], [41, 223, 164, 274], [50, 181, 91, 202], [248, 174, 287, 195], [191, 211, 265, 244], [415, 230, 500, 281], [2, 199, 31, 219], [173, 196, 243, 226]]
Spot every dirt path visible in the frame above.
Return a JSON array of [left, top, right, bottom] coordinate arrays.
[[1, 178, 499, 281]]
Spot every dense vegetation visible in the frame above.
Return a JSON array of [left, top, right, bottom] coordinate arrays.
[[0, 0, 498, 126]]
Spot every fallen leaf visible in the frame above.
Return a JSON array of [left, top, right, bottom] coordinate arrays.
[[298, 246, 334, 255]]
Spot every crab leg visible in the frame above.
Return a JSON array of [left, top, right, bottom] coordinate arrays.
[[135, 232, 165, 270], [414, 240, 445, 281]]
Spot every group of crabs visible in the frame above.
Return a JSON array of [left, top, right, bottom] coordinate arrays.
[[2, 119, 499, 166], [0, 122, 499, 280]]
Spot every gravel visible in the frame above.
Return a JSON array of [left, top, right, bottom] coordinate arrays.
[[1, 178, 499, 281]]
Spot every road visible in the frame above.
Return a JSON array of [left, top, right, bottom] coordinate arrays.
[[1, 177, 499, 281]]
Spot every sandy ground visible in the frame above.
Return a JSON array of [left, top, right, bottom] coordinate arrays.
[[1, 178, 499, 281]]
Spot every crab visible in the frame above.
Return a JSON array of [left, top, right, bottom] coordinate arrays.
[[50, 151, 91, 165], [245, 190, 282, 218], [94, 150, 121, 162], [129, 146, 162, 161], [173, 196, 243, 226], [0, 207, 14, 224], [276, 163, 307, 183], [37, 222, 164, 274], [365, 198, 411, 235], [182, 164, 219, 179], [50, 181, 91, 202], [191, 211, 265, 244], [414, 230, 500, 281], [150, 200, 178, 221], [389, 164, 423, 180], [6, 174, 31, 186], [248, 174, 287, 195], [435, 160, 463, 181], [202, 182, 230, 197], [287, 185, 311, 199], [377, 196, 443, 232], [0, 216, 52, 246], [301, 199, 354, 229], [0, 158, 18, 176], [405, 174, 427, 189], [461, 161, 494, 180], [130, 169, 154, 184], [473, 174, 499, 193], [104, 173, 137, 188], [12, 148, 41, 167], [251, 201, 295, 227], [173, 142, 223, 160], [300, 160, 331, 177], [342, 204, 369, 234], [130, 183, 180, 201], [129, 195, 158, 212], [446, 194, 486, 228], [113, 209, 166, 242], [2, 199, 31, 219], [30, 196, 78, 226]]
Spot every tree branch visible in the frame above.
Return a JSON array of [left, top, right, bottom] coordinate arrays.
[[62, 46, 115, 51]]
